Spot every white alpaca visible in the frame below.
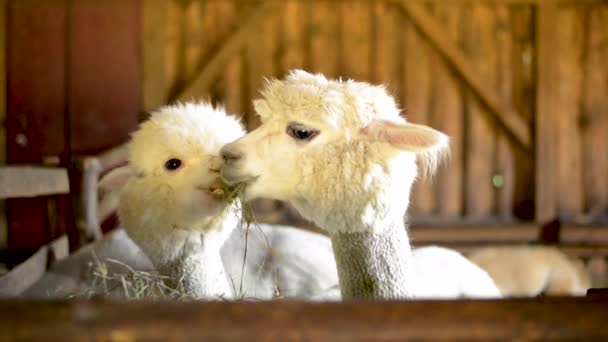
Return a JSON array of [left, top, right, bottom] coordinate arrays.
[[468, 246, 591, 297], [220, 70, 501, 299], [102, 102, 340, 300]]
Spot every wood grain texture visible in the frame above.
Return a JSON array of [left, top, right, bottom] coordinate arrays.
[[430, 4, 464, 218], [463, 3, 496, 219], [309, 1, 340, 77], [279, 0, 310, 74], [142, 0, 168, 112], [0, 166, 69, 199], [215, 1, 244, 116], [554, 7, 584, 221], [175, 2, 278, 103], [535, 3, 558, 222], [373, 1, 402, 94], [70, 0, 140, 154], [245, 2, 277, 129], [403, 17, 434, 216], [495, 5, 516, 220], [581, 6, 608, 221], [0, 298, 607, 340], [340, 0, 372, 80], [400, 1, 530, 150]]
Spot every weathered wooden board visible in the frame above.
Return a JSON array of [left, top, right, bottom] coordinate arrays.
[[403, 16, 435, 216], [0, 298, 607, 340], [463, 3, 496, 219], [0, 166, 69, 200], [581, 6, 608, 220], [215, 1, 244, 116], [70, 0, 141, 154], [309, 1, 340, 77], [340, 0, 373, 81], [430, 4, 464, 218], [373, 1, 402, 94], [554, 7, 584, 221], [142, 0, 168, 113], [279, 0, 309, 74]]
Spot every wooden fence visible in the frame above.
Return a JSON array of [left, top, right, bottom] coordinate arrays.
[[142, 0, 608, 226]]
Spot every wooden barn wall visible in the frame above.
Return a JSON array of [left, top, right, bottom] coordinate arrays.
[[141, 0, 607, 226]]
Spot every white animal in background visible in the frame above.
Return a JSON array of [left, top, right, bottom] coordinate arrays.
[[220, 70, 502, 300], [101, 102, 340, 300], [468, 246, 591, 297]]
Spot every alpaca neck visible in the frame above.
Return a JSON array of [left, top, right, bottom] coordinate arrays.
[[330, 220, 414, 300], [159, 242, 232, 300], [153, 206, 239, 300]]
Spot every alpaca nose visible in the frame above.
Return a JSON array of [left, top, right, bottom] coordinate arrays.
[[220, 145, 243, 164]]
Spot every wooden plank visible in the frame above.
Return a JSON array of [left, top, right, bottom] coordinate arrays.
[[340, 0, 372, 80], [0, 298, 607, 340], [279, 0, 309, 74], [70, 0, 140, 154], [554, 7, 585, 221], [399, 1, 531, 150], [373, 1, 402, 93], [245, 2, 277, 130], [142, 0, 168, 112], [309, 1, 340, 77], [430, 4, 463, 218], [509, 5, 535, 220], [6, 0, 68, 250], [0, 166, 69, 199], [174, 1, 278, 103], [0, 246, 47, 297], [535, 3, 558, 223], [403, 17, 434, 216], [581, 6, 608, 220], [495, 5, 515, 220], [184, 0, 204, 80], [214, 1, 243, 116], [463, 3, 496, 219]]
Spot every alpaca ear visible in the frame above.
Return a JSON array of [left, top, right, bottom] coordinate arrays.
[[360, 119, 449, 153], [98, 165, 135, 195]]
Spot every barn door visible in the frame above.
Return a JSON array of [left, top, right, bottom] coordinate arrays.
[[5, 0, 140, 251]]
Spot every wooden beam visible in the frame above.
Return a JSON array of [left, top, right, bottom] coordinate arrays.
[[397, 1, 531, 150], [0, 166, 69, 199], [141, 0, 168, 113], [174, 1, 278, 103], [0, 246, 47, 296], [0, 298, 607, 340]]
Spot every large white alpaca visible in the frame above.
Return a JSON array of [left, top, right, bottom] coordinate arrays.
[[101, 102, 340, 300], [468, 246, 590, 297], [220, 70, 501, 299]]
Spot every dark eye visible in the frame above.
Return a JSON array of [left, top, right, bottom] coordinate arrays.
[[164, 158, 182, 171], [287, 125, 319, 141]]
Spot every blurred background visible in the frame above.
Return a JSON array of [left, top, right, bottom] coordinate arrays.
[[0, 0, 607, 286]]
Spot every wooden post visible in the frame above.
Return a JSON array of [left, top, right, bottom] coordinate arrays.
[[279, 0, 310, 74], [535, 3, 558, 223]]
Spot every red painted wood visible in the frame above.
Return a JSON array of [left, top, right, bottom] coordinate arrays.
[[6, 0, 68, 251], [69, 0, 141, 155]]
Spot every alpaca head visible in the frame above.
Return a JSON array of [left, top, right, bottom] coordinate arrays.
[[102, 102, 245, 255], [221, 70, 449, 232]]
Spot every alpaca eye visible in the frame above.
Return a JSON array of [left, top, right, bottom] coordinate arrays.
[[287, 125, 318, 141], [164, 158, 182, 171]]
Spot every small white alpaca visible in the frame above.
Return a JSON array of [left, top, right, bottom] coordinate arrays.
[[220, 70, 501, 299], [101, 102, 341, 300], [468, 246, 591, 297]]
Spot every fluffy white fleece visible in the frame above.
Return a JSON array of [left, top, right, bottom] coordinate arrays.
[[220, 70, 501, 299]]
